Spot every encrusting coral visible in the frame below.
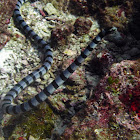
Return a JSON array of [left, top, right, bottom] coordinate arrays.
[[0, 0, 140, 139], [60, 59, 140, 139]]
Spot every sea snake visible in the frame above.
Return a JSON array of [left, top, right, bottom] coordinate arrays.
[[1, 0, 113, 115]]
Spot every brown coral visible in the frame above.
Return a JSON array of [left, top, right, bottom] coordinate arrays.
[[0, 0, 16, 32], [74, 17, 92, 36], [68, 0, 89, 15], [51, 24, 74, 47], [0, 0, 17, 49], [68, 0, 134, 31]]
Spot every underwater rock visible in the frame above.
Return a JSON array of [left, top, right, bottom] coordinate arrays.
[[90, 1, 133, 31], [68, 0, 89, 15], [51, 24, 74, 47], [0, 33, 11, 50], [128, 47, 140, 57], [1, 0, 140, 139], [44, 3, 58, 16], [60, 59, 140, 139], [105, 30, 126, 46], [121, 53, 131, 60], [74, 17, 92, 36], [0, 0, 16, 49], [2, 103, 58, 139], [86, 51, 114, 77]]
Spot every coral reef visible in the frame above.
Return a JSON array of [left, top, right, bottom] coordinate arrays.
[[2, 103, 58, 139], [68, 0, 134, 31], [74, 17, 92, 36], [119, 82, 140, 119], [68, 0, 89, 15], [60, 59, 140, 139], [0, 0, 140, 139], [91, 0, 133, 30], [0, 33, 11, 50], [86, 51, 114, 77], [0, 0, 16, 33], [0, 0, 17, 49], [51, 16, 93, 47], [51, 24, 74, 47]]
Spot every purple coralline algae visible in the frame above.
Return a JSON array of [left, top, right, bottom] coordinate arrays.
[[60, 59, 140, 139], [1, 0, 140, 139]]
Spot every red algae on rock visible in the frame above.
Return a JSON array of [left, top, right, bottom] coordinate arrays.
[[119, 82, 140, 118], [60, 59, 140, 139]]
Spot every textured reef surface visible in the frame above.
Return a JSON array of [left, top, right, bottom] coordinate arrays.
[[0, 0, 140, 139], [60, 59, 140, 139]]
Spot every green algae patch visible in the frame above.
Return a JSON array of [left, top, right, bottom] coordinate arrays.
[[21, 103, 57, 139], [106, 76, 120, 96], [107, 76, 119, 85], [5, 103, 58, 139]]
